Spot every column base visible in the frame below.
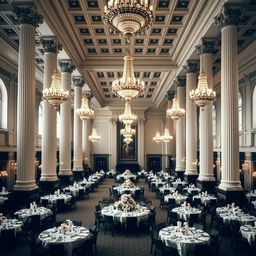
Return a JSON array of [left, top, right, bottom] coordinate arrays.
[[175, 170, 185, 180], [184, 174, 198, 184], [13, 188, 40, 211], [58, 174, 73, 186], [216, 187, 245, 206], [197, 180, 216, 193], [72, 170, 84, 181], [39, 180, 60, 194]]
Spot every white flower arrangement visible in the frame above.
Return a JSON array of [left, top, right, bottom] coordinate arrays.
[[114, 194, 137, 212], [120, 179, 136, 189], [123, 169, 132, 176], [60, 223, 69, 233]]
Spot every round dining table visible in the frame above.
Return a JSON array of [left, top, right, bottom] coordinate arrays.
[[164, 194, 187, 204], [101, 205, 150, 224], [63, 185, 86, 196], [240, 225, 256, 245], [41, 194, 72, 204], [159, 226, 210, 256], [14, 207, 52, 221], [0, 218, 23, 236], [172, 207, 202, 221], [192, 195, 217, 205], [38, 225, 91, 256], [112, 186, 141, 195]]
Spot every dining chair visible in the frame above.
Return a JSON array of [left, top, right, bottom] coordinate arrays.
[[125, 217, 138, 237], [48, 243, 65, 256]]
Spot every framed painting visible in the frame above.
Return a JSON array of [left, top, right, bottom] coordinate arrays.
[[117, 122, 137, 162]]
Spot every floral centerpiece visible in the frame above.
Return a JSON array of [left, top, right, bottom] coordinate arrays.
[[120, 179, 136, 189], [60, 223, 69, 233], [123, 169, 132, 176], [114, 194, 137, 212]]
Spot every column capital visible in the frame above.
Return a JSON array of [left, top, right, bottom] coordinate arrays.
[[12, 4, 43, 27], [40, 36, 62, 54], [176, 76, 186, 87], [214, 4, 241, 29], [59, 59, 75, 73], [167, 90, 175, 100], [72, 76, 84, 87], [110, 117, 118, 124], [184, 60, 199, 74], [195, 39, 216, 55], [138, 118, 145, 124]]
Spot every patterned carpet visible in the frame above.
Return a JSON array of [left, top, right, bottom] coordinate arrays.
[[1, 177, 255, 256]]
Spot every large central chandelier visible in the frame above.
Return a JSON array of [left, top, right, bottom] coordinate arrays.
[[104, 0, 153, 37], [121, 124, 135, 138], [89, 128, 101, 143], [112, 54, 145, 100], [119, 100, 137, 125], [43, 70, 69, 109], [161, 128, 173, 143], [166, 96, 185, 120], [189, 71, 216, 109], [76, 96, 94, 120]]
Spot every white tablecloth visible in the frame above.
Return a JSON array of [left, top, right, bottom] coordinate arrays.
[[41, 194, 72, 204], [164, 194, 187, 204], [159, 187, 176, 194], [113, 186, 141, 195], [38, 226, 91, 256], [101, 205, 150, 224], [246, 192, 256, 201], [159, 226, 210, 256], [172, 181, 188, 187], [240, 225, 256, 245], [172, 207, 201, 221], [14, 207, 52, 221], [0, 218, 23, 236], [116, 174, 137, 181], [0, 196, 8, 204], [63, 186, 85, 196], [184, 187, 201, 194], [192, 195, 217, 205], [0, 191, 10, 197]]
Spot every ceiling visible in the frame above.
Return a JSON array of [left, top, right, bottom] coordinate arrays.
[[0, 0, 256, 109]]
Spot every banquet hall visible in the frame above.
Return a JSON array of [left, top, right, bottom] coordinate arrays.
[[0, 0, 256, 255]]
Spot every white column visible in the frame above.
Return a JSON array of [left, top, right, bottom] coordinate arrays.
[[185, 61, 198, 177], [196, 40, 215, 182], [175, 78, 186, 175], [110, 118, 117, 170], [138, 118, 145, 169], [14, 5, 43, 191], [73, 77, 84, 172], [40, 37, 59, 182], [59, 60, 74, 177], [83, 119, 92, 166], [215, 5, 242, 191]]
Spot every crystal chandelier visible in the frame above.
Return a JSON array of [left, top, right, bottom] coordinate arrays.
[[76, 96, 94, 120], [166, 96, 185, 120], [112, 54, 145, 100], [153, 131, 162, 144], [89, 128, 101, 143], [121, 124, 135, 138], [123, 136, 133, 144], [189, 71, 216, 109], [104, 0, 154, 37], [161, 128, 173, 143], [119, 100, 137, 125], [43, 70, 69, 109]]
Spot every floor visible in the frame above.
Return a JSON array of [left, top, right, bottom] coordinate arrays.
[[1, 178, 255, 256]]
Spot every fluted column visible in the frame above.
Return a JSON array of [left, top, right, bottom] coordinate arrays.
[[39, 37, 60, 191], [184, 61, 199, 183], [73, 76, 84, 180], [195, 39, 216, 191], [110, 118, 117, 170], [138, 118, 145, 169], [13, 4, 43, 200], [215, 5, 243, 198], [175, 77, 186, 179], [58, 60, 75, 185], [83, 119, 92, 166]]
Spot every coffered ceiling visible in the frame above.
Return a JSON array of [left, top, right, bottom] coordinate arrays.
[[0, 0, 256, 109]]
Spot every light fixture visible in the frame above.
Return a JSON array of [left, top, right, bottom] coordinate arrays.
[[121, 124, 135, 138], [43, 70, 69, 109], [153, 131, 162, 144], [166, 96, 185, 120], [161, 128, 173, 143], [123, 136, 133, 144], [89, 128, 101, 143], [112, 54, 145, 100], [104, 0, 154, 37], [119, 100, 137, 125], [76, 96, 94, 120], [189, 71, 216, 109]]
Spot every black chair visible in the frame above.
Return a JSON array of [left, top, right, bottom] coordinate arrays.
[[41, 199, 49, 207], [0, 228, 16, 247], [28, 231, 49, 256], [73, 220, 82, 226], [56, 199, 66, 212], [29, 214, 41, 231], [167, 211, 178, 226], [188, 213, 199, 227], [104, 215, 117, 236], [94, 211, 105, 229], [125, 217, 138, 236], [48, 243, 65, 256], [187, 243, 209, 256], [154, 236, 179, 256], [95, 204, 101, 213], [156, 222, 166, 232], [78, 189, 85, 200], [89, 224, 98, 252]]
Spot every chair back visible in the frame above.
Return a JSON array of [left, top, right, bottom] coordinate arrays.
[[1, 228, 15, 243], [41, 199, 49, 207], [29, 214, 41, 230], [48, 243, 65, 256]]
